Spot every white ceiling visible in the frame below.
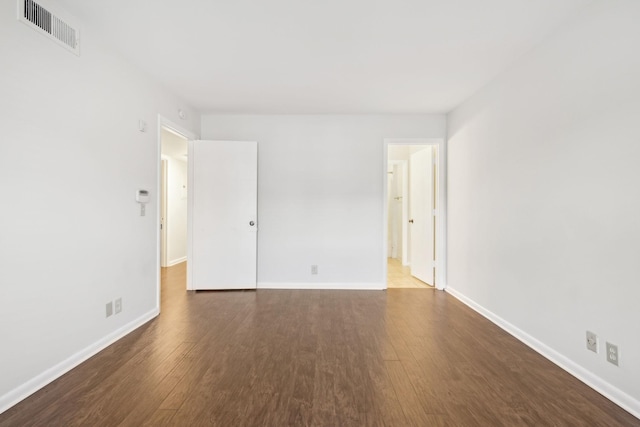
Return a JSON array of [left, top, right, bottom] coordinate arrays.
[[57, 0, 591, 114]]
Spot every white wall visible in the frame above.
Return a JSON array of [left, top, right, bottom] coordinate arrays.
[[161, 130, 188, 265], [447, 0, 640, 415], [0, 2, 199, 412], [201, 115, 445, 287], [388, 144, 430, 161], [388, 145, 412, 161], [387, 163, 403, 259], [166, 159, 188, 265]]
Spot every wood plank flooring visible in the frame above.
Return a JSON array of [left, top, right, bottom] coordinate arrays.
[[1, 262, 638, 426], [387, 258, 433, 288]]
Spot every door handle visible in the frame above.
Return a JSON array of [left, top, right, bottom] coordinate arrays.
[[409, 219, 414, 223], [249, 221, 255, 226]]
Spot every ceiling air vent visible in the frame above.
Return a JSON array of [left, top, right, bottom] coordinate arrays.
[[18, 0, 80, 55]]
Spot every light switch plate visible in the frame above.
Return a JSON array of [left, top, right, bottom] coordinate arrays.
[[586, 331, 598, 353]]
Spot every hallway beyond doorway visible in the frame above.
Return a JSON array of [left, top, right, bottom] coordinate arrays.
[[387, 258, 433, 288]]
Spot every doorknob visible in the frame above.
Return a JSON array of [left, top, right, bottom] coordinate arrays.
[[249, 221, 255, 226], [409, 219, 414, 223]]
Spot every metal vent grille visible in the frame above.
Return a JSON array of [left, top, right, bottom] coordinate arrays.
[[18, 0, 80, 55]]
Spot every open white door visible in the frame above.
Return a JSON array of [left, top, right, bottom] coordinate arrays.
[[189, 140, 258, 290], [409, 147, 435, 285]]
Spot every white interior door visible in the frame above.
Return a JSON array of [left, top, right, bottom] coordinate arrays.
[[189, 140, 258, 290], [409, 147, 434, 285]]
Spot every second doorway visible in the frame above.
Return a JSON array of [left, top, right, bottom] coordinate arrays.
[[386, 143, 437, 288]]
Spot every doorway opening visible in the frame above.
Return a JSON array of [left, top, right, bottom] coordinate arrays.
[[156, 116, 197, 312], [160, 127, 188, 269], [383, 139, 446, 290]]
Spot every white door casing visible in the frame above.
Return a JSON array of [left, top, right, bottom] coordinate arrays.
[[188, 140, 258, 290]]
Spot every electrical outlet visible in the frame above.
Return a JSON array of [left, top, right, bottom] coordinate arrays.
[[106, 301, 113, 318], [606, 342, 619, 366], [115, 298, 122, 314], [586, 331, 598, 353], [311, 265, 318, 275]]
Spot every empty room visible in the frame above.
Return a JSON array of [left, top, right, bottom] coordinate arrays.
[[1, 0, 639, 425]]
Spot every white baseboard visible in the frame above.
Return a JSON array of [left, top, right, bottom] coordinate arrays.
[[167, 256, 186, 267], [0, 308, 159, 415], [445, 287, 640, 420], [258, 282, 385, 290]]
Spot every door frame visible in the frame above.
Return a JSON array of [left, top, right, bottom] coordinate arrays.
[[156, 115, 198, 311], [383, 138, 447, 290]]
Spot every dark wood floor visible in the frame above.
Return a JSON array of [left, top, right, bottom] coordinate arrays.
[[1, 263, 638, 426]]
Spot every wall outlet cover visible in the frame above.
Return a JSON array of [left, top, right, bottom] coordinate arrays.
[[606, 342, 619, 366], [115, 298, 122, 314]]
